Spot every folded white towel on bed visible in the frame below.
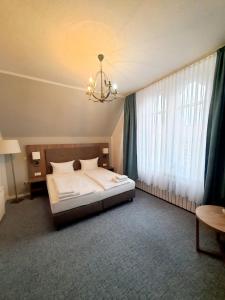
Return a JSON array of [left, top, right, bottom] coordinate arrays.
[[112, 177, 128, 183], [58, 191, 75, 196], [53, 177, 74, 195], [85, 168, 130, 190], [114, 174, 128, 182], [58, 192, 80, 201]]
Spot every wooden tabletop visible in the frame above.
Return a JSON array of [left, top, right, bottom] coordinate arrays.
[[27, 177, 46, 183], [196, 205, 225, 233]]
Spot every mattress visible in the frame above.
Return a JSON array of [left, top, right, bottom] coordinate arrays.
[[47, 169, 135, 214]]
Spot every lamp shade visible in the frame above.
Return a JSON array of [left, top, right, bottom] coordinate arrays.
[[0, 140, 21, 154], [102, 148, 109, 154]]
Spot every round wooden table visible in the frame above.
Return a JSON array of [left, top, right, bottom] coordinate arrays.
[[196, 205, 225, 261]]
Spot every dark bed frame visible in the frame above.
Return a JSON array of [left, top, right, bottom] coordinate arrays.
[[51, 190, 135, 229], [42, 145, 135, 229]]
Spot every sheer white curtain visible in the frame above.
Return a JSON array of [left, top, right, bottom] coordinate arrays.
[[136, 54, 216, 204]]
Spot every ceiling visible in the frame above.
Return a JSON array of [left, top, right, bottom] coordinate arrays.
[[0, 0, 225, 95]]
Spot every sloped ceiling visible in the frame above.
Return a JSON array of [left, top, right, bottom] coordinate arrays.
[[0, 74, 123, 137], [0, 0, 225, 137]]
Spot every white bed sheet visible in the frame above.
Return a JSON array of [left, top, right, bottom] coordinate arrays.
[[47, 169, 135, 214]]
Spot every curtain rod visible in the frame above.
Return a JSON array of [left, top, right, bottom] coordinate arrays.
[[127, 42, 225, 96]]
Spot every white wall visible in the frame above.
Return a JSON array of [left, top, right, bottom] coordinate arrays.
[[4, 136, 111, 198], [111, 112, 124, 174], [0, 132, 8, 198]]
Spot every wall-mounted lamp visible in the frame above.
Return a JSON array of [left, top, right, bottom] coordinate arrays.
[[102, 147, 109, 167], [102, 148, 109, 155], [32, 151, 41, 165]]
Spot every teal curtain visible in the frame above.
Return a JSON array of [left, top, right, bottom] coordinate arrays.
[[123, 93, 138, 180], [203, 46, 225, 206]]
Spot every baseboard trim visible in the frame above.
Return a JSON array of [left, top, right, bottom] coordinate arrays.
[[6, 192, 30, 201]]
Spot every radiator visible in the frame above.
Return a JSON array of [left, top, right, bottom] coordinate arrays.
[[136, 181, 197, 213]]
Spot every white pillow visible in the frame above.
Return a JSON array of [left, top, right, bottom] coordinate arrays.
[[50, 160, 75, 174], [80, 157, 99, 171]]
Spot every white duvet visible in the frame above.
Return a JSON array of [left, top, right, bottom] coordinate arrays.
[[52, 172, 96, 200], [85, 168, 130, 190]]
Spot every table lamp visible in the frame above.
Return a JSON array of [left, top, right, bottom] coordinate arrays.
[[0, 140, 21, 202]]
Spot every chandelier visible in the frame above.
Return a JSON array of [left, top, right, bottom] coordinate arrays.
[[87, 54, 118, 103]]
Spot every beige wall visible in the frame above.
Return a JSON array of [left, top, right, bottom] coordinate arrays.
[[4, 136, 111, 198], [111, 111, 124, 174]]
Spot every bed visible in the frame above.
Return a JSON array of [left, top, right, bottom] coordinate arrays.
[[43, 147, 135, 228], [47, 169, 135, 228]]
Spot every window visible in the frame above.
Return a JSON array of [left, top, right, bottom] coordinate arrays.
[[136, 54, 216, 203]]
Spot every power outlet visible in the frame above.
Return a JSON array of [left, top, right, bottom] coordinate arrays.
[[34, 172, 41, 176]]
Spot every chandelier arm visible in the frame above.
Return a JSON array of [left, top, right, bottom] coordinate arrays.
[[91, 92, 117, 102], [92, 93, 105, 101], [91, 87, 111, 101], [104, 90, 111, 100], [90, 98, 100, 103]]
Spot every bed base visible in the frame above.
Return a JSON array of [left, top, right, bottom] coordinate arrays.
[[51, 189, 135, 229]]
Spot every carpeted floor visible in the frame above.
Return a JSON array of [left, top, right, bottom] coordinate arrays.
[[0, 189, 225, 300]]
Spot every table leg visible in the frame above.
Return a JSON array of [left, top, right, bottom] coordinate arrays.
[[196, 218, 222, 260], [30, 183, 33, 200], [216, 232, 221, 242], [217, 234, 225, 263], [196, 217, 200, 252]]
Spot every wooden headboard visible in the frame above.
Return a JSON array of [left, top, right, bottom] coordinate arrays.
[[26, 143, 109, 180]]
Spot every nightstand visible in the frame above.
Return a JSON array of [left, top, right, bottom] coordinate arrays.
[[27, 177, 47, 199]]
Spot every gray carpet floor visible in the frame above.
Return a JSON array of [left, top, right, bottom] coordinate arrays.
[[0, 189, 225, 300]]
